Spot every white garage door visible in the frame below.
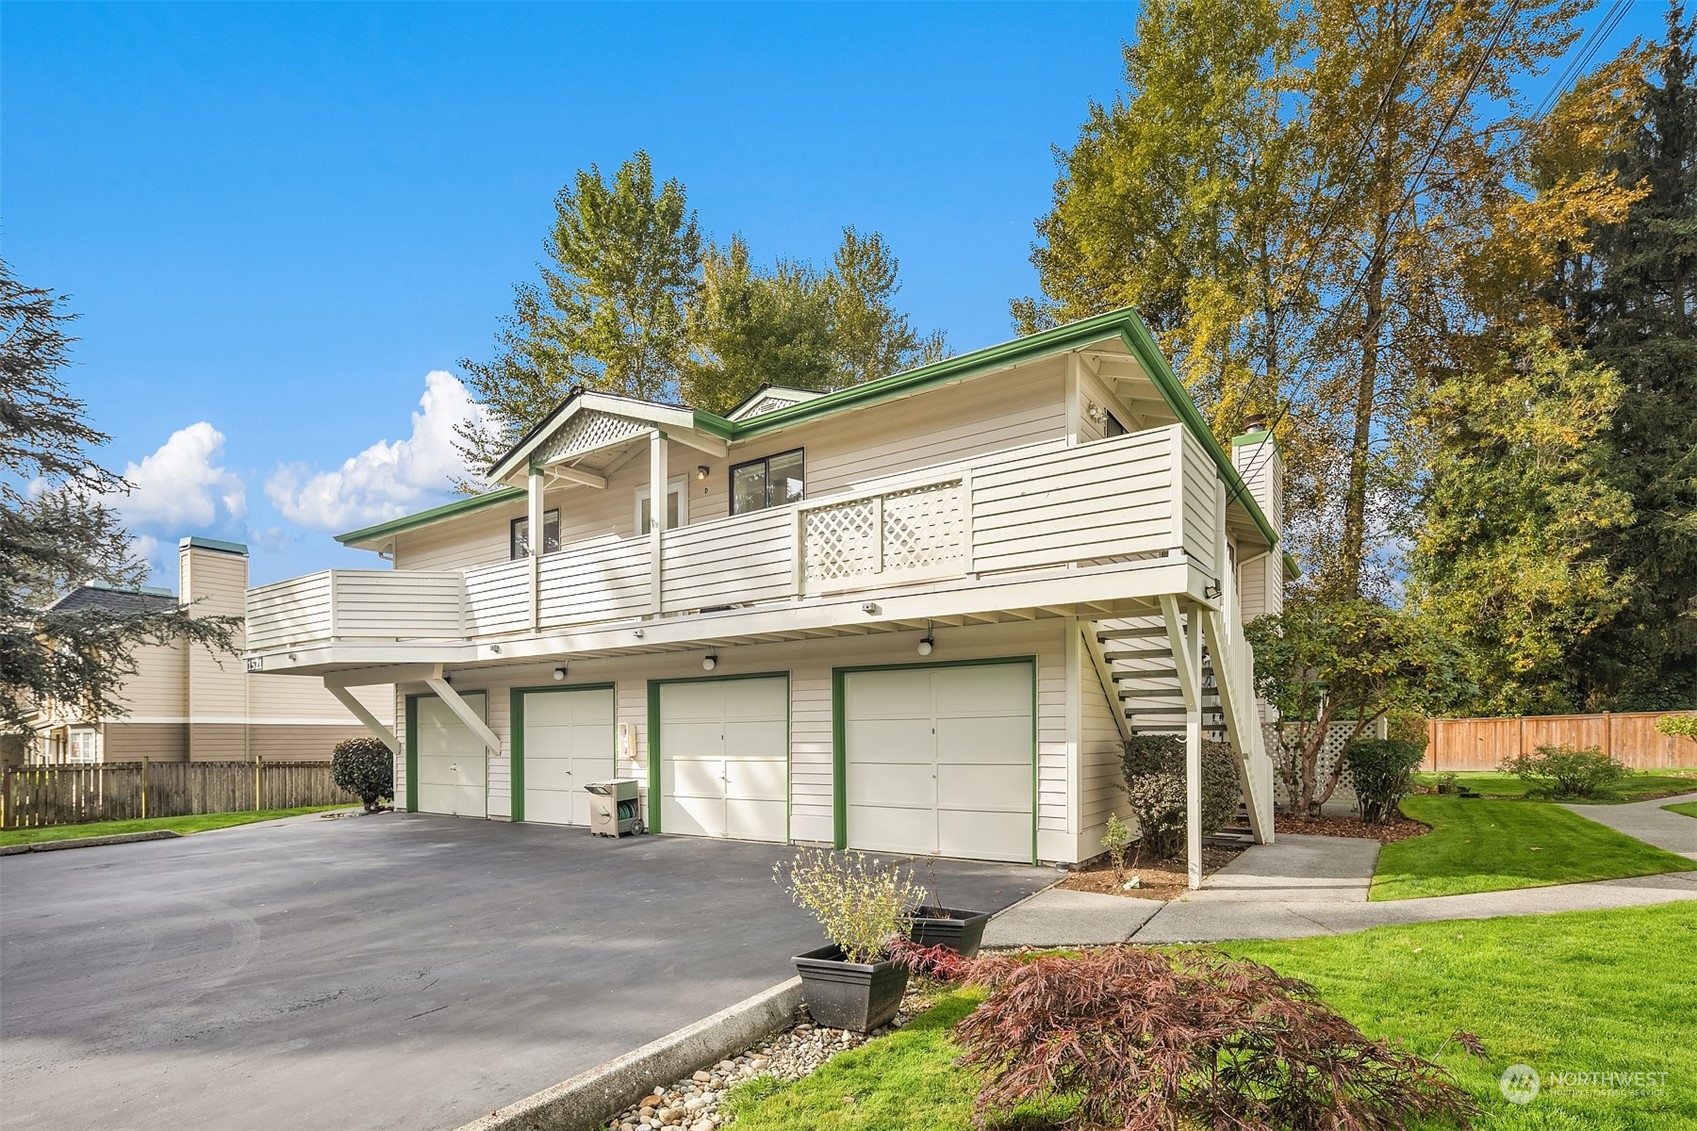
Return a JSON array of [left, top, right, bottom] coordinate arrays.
[[416, 692, 488, 818], [844, 662, 1033, 862], [520, 687, 615, 826], [659, 677, 788, 842]]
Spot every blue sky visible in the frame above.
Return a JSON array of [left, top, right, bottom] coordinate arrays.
[[3, 1, 1662, 587]]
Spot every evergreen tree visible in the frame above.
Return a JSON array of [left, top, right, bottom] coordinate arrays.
[[829, 227, 946, 385], [1569, 4, 1697, 709], [1, 261, 236, 735]]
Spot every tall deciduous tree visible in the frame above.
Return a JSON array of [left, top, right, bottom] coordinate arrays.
[[829, 227, 946, 385], [457, 150, 703, 470], [1568, 5, 1697, 709], [0, 261, 235, 736]]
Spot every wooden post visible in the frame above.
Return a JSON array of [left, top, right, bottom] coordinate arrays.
[[1602, 711, 1612, 759], [1518, 716, 1527, 759], [254, 755, 263, 812], [1, 769, 10, 830], [140, 757, 150, 820]]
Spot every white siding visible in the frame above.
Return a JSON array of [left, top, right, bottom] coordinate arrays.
[[1078, 638, 1131, 857], [388, 618, 1080, 860]]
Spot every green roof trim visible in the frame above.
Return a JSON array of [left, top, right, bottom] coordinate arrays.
[[1230, 429, 1273, 448], [338, 307, 1282, 553], [335, 487, 525, 546], [1284, 551, 1302, 581], [178, 536, 248, 555]]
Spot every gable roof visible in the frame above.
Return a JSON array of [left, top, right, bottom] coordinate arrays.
[[338, 307, 1281, 551], [725, 384, 829, 421], [49, 583, 178, 616]]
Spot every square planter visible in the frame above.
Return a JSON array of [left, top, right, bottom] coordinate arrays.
[[904, 906, 991, 957], [792, 945, 910, 1033]]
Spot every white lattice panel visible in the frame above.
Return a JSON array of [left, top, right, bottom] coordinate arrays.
[[882, 481, 963, 572], [803, 499, 880, 583], [534, 410, 646, 466]]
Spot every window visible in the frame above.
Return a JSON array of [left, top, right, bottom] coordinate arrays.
[[1103, 410, 1127, 437], [731, 449, 805, 515], [635, 478, 687, 535], [67, 728, 100, 764], [510, 509, 560, 560]]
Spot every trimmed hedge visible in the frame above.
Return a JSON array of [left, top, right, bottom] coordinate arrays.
[[1343, 738, 1425, 824], [331, 737, 394, 812]]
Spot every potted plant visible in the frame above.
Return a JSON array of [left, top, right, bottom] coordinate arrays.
[[903, 858, 991, 957], [775, 848, 924, 1032]]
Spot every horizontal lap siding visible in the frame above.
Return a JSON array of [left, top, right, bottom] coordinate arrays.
[[465, 560, 530, 635], [393, 619, 1074, 858], [972, 431, 1174, 572], [660, 509, 793, 612], [1079, 655, 1130, 853], [333, 572, 465, 639], [538, 541, 650, 627], [1182, 433, 1218, 573], [395, 507, 515, 572], [247, 573, 333, 651]]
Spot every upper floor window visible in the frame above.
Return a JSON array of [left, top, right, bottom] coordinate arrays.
[[636, 478, 687, 535], [510, 509, 560, 560], [731, 449, 805, 515], [1103, 410, 1127, 437]]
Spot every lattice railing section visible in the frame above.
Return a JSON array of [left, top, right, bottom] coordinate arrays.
[[801, 479, 965, 591]]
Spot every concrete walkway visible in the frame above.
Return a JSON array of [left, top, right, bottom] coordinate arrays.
[[1564, 791, 1697, 860], [984, 825, 1697, 947]]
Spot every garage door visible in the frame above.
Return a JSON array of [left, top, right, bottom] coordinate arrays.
[[518, 686, 615, 825], [658, 677, 787, 842], [844, 662, 1033, 862], [415, 692, 488, 818]]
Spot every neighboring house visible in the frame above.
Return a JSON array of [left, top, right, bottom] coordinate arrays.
[[24, 538, 393, 765], [244, 309, 1288, 872]]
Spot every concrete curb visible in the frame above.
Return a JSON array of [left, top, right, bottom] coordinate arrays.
[[451, 977, 804, 1131], [0, 830, 182, 856]]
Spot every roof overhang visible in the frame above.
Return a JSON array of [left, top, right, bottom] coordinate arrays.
[[485, 390, 733, 488]]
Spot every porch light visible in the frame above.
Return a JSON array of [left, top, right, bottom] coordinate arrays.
[[917, 636, 934, 657], [553, 666, 567, 682], [697, 465, 710, 480], [703, 653, 718, 671], [1204, 581, 1222, 600]]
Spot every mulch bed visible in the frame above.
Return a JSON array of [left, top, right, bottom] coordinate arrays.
[[1275, 812, 1429, 842], [1059, 844, 1246, 901]]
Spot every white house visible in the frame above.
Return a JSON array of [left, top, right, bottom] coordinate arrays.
[[242, 309, 1288, 883]]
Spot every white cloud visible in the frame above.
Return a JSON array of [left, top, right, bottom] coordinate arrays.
[[265, 371, 488, 532], [112, 422, 247, 528]]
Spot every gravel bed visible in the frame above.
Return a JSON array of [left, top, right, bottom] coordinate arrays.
[[602, 984, 937, 1131]]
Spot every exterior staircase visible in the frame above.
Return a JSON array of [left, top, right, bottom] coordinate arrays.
[[1095, 615, 1227, 741]]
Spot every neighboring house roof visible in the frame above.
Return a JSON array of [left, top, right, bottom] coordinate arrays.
[[49, 583, 178, 616], [724, 384, 829, 421], [339, 307, 1282, 552]]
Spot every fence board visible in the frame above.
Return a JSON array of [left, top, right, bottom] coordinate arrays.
[[1426, 711, 1697, 771], [1, 761, 348, 830]]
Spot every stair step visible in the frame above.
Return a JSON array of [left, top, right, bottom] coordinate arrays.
[[1096, 626, 1169, 642], [1100, 648, 1171, 662], [1112, 666, 1180, 681]]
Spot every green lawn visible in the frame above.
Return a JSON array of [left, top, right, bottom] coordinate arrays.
[[727, 905, 1697, 1131], [0, 805, 355, 847], [1664, 801, 1697, 820], [1371, 796, 1694, 901], [1413, 769, 1697, 802]]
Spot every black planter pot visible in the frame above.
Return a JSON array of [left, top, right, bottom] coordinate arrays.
[[792, 945, 910, 1033], [904, 906, 991, 957]]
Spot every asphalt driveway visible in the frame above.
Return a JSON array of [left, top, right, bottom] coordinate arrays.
[[0, 812, 1051, 1131]]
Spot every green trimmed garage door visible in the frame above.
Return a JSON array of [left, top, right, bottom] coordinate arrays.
[[843, 662, 1033, 862], [519, 686, 615, 826], [416, 692, 488, 818], [658, 677, 788, 842]]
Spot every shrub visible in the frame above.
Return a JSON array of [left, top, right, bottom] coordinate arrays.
[[773, 848, 924, 965], [1343, 738, 1426, 824], [1120, 735, 1239, 860], [895, 943, 1480, 1131], [1434, 771, 1461, 795], [1654, 713, 1697, 743], [1502, 743, 1627, 799], [1100, 814, 1134, 881], [330, 737, 393, 812]]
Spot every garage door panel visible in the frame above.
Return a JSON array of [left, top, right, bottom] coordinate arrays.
[[937, 717, 1031, 764], [849, 804, 936, 857], [724, 719, 786, 758], [525, 789, 575, 825], [723, 679, 788, 719], [521, 689, 613, 826], [524, 754, 577, 791], [726, 798, 786, 842], [847, 761, 935, 808], [845, 670, 934, 717], [939, 763, 1030, 811], [933, 664, 1031, 715], [663, 681, 724, 720], [845, 719, 933, 761], [939, 809, 1029, 862], [726, 756, 786, 801], [664, 757, 725, 800], [662, 794, 720, 839]]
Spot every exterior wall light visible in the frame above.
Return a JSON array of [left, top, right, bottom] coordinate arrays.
[[697, 465, 710, 480], [703, 653, 718, 671], [917, 636, 934, 656], [553, 666, 568, 682]]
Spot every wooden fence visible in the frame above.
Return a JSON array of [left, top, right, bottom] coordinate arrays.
[[0, 760, 348, 830], [1425, 712, 1697, 772]]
